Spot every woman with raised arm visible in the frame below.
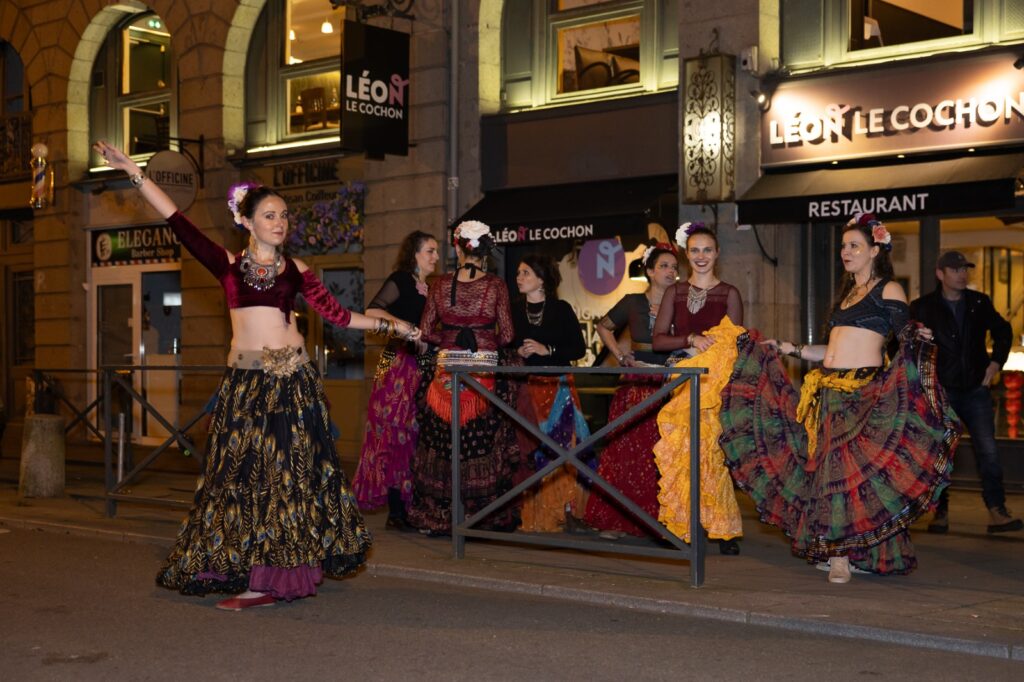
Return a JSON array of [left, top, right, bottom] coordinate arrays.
[[583, 244, 678, 539], [93, 141, 419, 611], [510, 254, 589, 532], [407, 220, 521, 535], [719, 213, 959, 583], [650, 223, 744, 555], [353, 230, 439, 532]]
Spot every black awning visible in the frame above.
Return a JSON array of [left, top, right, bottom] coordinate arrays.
[[737, 153, 1024, 224], [459, 175, 676, 246]]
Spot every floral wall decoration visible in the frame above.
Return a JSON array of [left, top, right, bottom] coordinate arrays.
[[286, 181, 367, 256]]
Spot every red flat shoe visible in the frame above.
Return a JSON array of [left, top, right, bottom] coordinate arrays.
[[215, 594, 276, 611]]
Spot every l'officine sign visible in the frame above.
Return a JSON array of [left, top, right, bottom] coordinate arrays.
[[762, 48, 1024, 167], [342, 20, 410, 157]]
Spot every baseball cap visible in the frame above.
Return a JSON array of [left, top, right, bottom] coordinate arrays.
[[936, 251, 975, 269]]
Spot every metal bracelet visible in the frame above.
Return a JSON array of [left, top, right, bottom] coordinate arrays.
[[129, 172, 146, 188]]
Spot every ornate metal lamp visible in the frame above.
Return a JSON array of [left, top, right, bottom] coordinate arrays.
[[683, 45, 736, 205]]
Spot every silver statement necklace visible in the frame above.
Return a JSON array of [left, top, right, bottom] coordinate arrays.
[[240, 248, 282, 291], [686, 280, 718, 315], [526, 299, 546, 326]]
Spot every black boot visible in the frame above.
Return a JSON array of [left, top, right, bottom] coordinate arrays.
[[928, 490, 949, 534], [718, 538, 740, 555], [385, 488, 414, 532]]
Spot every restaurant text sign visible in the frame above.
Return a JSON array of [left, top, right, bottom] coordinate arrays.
[[762, 49, 1024, 167]]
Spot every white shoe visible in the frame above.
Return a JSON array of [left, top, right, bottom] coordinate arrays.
[[816, 558, 869, 574], [827, 557, 851, 583]]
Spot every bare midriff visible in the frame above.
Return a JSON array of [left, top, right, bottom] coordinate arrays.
[[823, 325, 885, 369], [229, 306, 305, 352]]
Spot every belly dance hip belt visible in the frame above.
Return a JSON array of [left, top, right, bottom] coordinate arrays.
[[229, 346, 310, 377]]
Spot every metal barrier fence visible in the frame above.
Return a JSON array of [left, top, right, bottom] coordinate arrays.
[[32, 365, 224, 517], [446, 364, 708, 588]]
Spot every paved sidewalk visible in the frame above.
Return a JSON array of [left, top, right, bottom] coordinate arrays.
[[1, 459, 1022, 662]]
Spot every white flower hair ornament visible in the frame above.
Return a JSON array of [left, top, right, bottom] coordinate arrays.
[[454, 220, 491, 249], [642, 245, 655, 267], [675, 221, 707, 249], [227, 181, 261, 229]]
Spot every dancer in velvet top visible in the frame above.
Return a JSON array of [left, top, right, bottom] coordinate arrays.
[[93, 141, 419, 611], [354, 230, 440, 531], [720, 214, 959, 583], [510, 254, 589, 532], [583, 244, 678, 538], [651, 223, 744, 555], [408, 220, 521, 534]]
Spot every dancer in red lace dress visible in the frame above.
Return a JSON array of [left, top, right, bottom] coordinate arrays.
[[407, 221, 522, 534], [583, 245, 678, 538]]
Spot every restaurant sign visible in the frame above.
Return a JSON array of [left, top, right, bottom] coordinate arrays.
[[763, 49, 1024, 167], [342, 21, 410, 157], [92, 225, 180, 267]]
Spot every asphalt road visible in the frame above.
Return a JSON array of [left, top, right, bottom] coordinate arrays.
[[0, 528, 1019, 681]]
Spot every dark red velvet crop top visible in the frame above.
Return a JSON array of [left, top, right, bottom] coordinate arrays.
[[166, 211, 351, 327]]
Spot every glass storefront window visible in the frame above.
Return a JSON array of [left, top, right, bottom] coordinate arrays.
[[12, 271, 34, 365], [848, 1, 973, 52], [2, 40, 25, 113], [557, 14, 641, 93], [294, 267, 365, 380], [124, 100, 170, 155], [557, 0, 617, 10], [122, 15, 170, 95], [285, 71, 341, 135], [285, 0, 340, 64]]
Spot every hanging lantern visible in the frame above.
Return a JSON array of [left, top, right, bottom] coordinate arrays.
[[683, 53, 736, 204]]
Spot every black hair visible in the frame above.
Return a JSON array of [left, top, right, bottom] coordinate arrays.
[[644, 246, 678, 282], [683, 225, 720, 250], [237, 186, 285, 221], [394, 230, 437, 273], [518, 253, 561, 298]]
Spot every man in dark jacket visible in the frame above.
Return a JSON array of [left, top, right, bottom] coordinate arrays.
[[910, 251, 1022, 534]]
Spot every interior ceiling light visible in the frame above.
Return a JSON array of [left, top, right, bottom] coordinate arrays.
[[321, 19, 333, 34], [289, 29, 296, 41]]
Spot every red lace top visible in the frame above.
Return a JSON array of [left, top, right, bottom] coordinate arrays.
[[652, 281, 742, 351], [420, 273, 514, 351], [166, 211, 351, 327]]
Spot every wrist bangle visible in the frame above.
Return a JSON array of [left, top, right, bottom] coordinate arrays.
[[129, 172, 146, 188], [789, 343, 803, 359]]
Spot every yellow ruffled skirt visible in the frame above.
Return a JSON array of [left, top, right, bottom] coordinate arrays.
[[653, 316, 744, 542]]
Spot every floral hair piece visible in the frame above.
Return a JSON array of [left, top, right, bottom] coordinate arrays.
[[227, 181, 262, 229], [675, 221, 707, 249], [453, 220, 490, 249], [847, 212, 892, 251], [642, 241, 676, 267]]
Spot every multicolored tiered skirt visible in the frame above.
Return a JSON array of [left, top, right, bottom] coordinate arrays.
[[406, 354, 522, 533], [719, 329, 960, 574], [157, 347, 370, 599], [583, 376, 663, 537], [352, 345, 423, 510], [514, 375, 592, 532]]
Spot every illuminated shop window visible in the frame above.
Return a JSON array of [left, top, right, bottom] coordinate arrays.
[[849, 1, 973, 51], [246, 1, 342, 146], [780, 0, 1024, 71], [90, 12, 175, 167], [501, 0, 677, 110]]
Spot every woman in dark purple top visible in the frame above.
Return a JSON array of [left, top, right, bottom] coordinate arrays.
[[93, 140, 418, 612]]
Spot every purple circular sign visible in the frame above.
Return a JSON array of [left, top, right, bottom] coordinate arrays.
[[578, 238, 625, 295]]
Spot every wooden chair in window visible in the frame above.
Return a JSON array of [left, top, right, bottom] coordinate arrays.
[[573, 46, 613, 91], [301, 87, 328, 131], [611, 55, 640, 85]]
